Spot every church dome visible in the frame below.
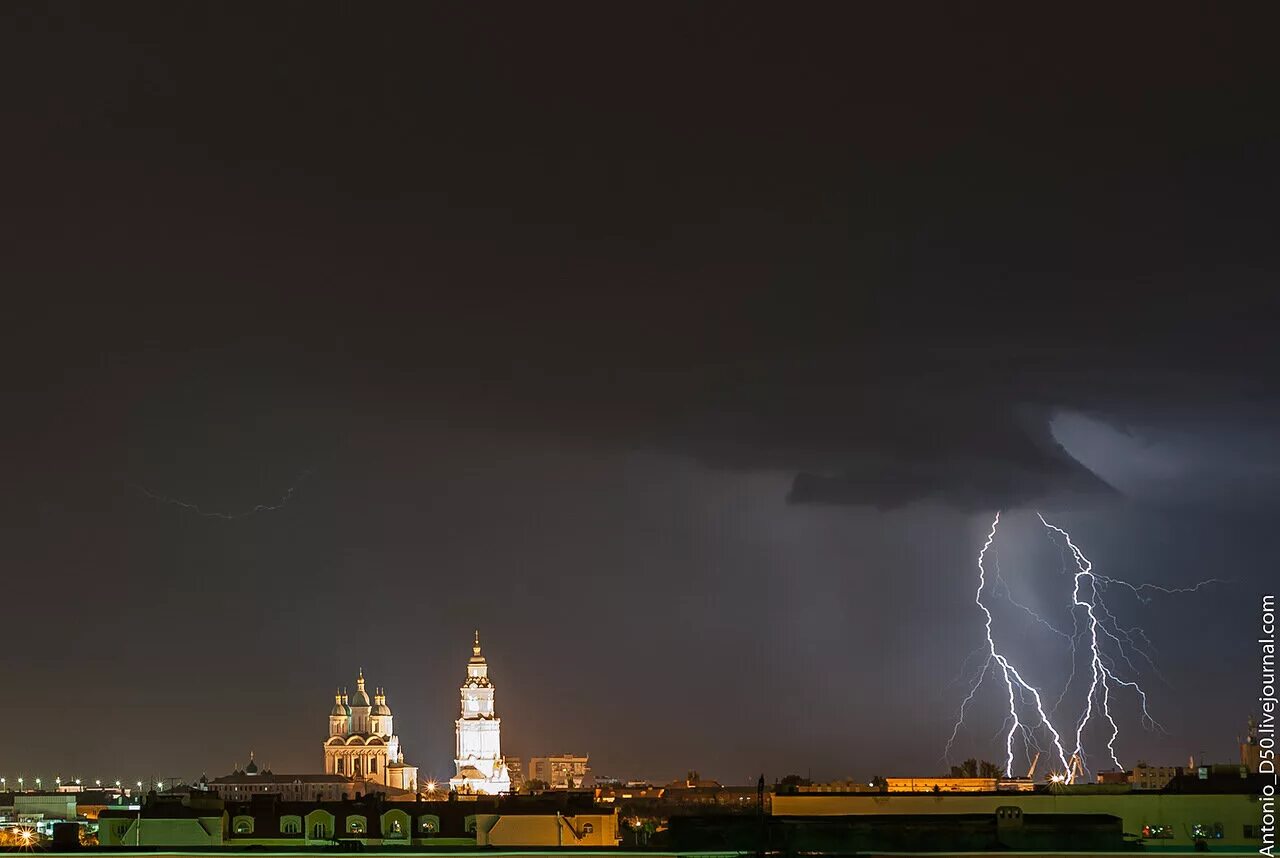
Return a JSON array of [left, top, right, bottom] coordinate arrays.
[[350, 669, 372, 707], [331, 690, 351, 716], [372, 689, 392, 716]]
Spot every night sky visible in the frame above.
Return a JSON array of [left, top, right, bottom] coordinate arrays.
[[2, 3, 1278, 786]]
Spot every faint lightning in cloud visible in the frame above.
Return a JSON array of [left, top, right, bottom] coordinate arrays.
[[130, 470, 311, 520]]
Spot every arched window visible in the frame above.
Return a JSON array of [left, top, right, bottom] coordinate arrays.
[[281, 817, 301, 835], [582, 823, 594, 834], [233, 817, 254, 835], [313, 823, 327, 839]]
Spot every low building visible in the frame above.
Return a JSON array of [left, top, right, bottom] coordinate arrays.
[[0, 791, 78, 834], [664, 810, 1127, 853], [771, 769, 1269, 851], [98, 794, 225, 847], [791, 779, 882, 793], [886, 777, 999, 793], [99, 787, 618, 848], [529, 753, 591, 789], [206, 766, 412, 802]]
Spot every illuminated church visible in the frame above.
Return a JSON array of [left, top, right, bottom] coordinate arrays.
[[323, 670, 418, 792], [450, 631, 512, 794]]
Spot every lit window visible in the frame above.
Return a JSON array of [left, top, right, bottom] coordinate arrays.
[[1191, 823, 1224, 840]]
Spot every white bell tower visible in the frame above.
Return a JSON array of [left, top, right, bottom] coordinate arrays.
[[449, 631, 511, 794]]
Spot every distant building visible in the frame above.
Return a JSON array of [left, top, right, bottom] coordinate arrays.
[[1095, 769, 1131, 786], [886, 777, 999, 793], [323, 670, 418, 791], [1241, 714, 1262, 772], [450, 631, 512, 795], [529, 755, 591, 789], [1131, 764, 1181, 791], [506, 758, 525, 791], [791, 779, 882, 793], [206, 758, 413, 803]]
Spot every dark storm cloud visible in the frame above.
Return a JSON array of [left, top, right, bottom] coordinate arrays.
[[5, 4, 1276, 512], [2, 0, 1279, 782]]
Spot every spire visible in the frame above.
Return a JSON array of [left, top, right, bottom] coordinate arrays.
[[473, 629, 481, 656], [357, 668, 366, 689]]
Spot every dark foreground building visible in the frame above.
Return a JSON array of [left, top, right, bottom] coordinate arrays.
[[662, 810, 1126, 853], [97, 790, 618, 847]]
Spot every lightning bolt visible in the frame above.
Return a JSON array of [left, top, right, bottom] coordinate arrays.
[[130, 470, 311, 520], [1036, 513, 1220, 781], [947, 512, 1071, 777], [948, 511, 1218, 784]]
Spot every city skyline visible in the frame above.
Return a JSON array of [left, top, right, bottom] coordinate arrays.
[[2, 2, 1277, 788]]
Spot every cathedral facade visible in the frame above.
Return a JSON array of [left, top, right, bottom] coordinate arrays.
[[323, 670, 418, 792], [450, 632, 512, 794]]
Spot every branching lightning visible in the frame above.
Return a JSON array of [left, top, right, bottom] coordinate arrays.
[[945, 512, 1071, 778], [130, 470, 311, 520], [947, 510, 1220, 783]]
